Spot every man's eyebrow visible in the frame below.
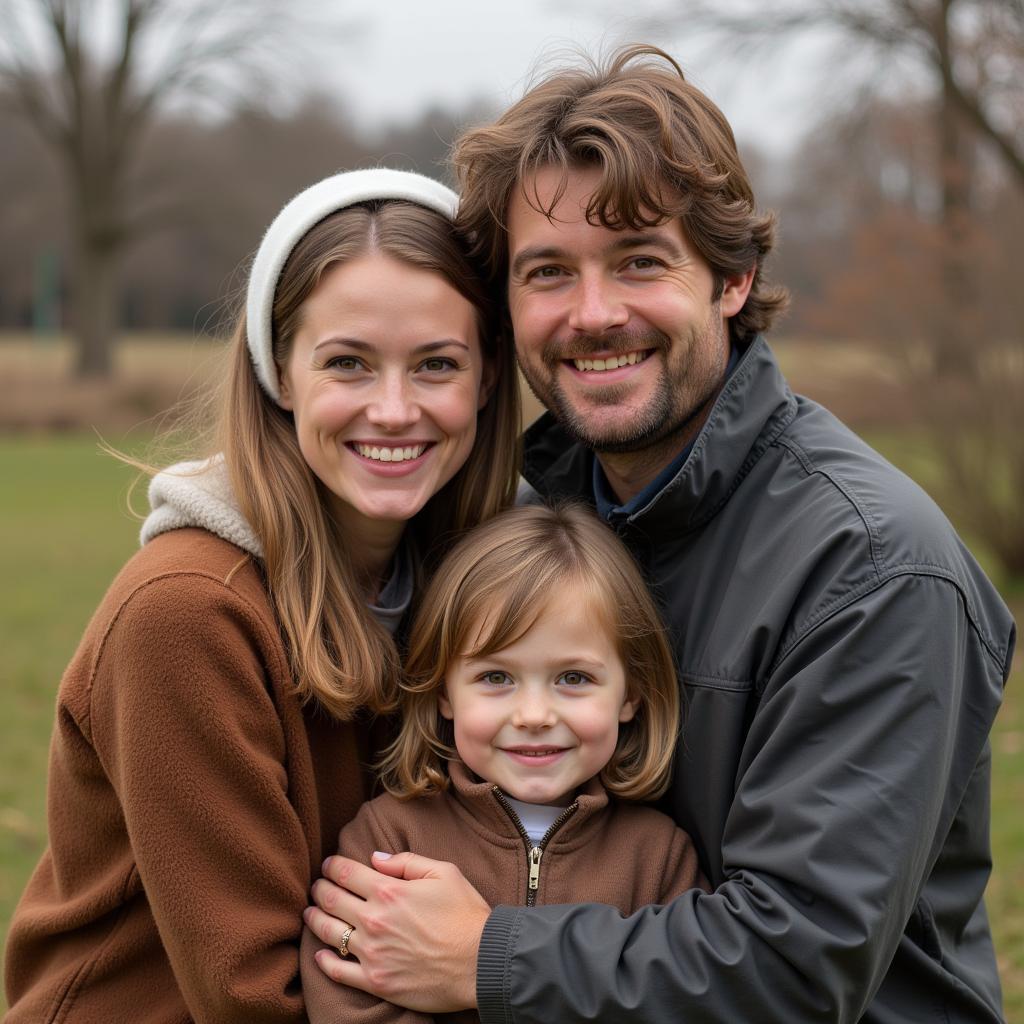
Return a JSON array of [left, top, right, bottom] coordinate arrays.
[[510, 246, 566, 278], [609, 233, 687, 260]]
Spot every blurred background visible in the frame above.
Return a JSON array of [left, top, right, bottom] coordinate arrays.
[[1, 0, 1021, 1014]]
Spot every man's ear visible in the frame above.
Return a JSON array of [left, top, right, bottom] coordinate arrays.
[[720, 266, 756, 319], [438, 686, 455, 720]]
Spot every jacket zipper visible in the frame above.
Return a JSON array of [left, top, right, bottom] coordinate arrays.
[[492, 787, 579, 907]]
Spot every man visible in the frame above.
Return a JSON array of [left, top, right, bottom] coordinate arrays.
[[306, 45, 1015, 1022]]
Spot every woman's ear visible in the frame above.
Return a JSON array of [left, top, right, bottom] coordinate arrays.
[[276, 366, 294, 411]]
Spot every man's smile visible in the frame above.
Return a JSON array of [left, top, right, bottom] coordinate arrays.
[[570, 349, 653, 373]]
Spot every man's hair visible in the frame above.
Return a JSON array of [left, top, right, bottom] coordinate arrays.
[[380, 502, 681, 801], [453, 44, 788, 343]]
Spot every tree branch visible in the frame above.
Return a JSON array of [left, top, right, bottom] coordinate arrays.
[[647, 0, 1024, 191], [945, 69, 1024, 183]]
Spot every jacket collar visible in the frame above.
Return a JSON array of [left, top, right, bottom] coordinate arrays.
[[446, 761, 609, 845], [522, 336, 798, 535]]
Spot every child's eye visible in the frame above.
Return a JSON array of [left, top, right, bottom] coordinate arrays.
[[481, 670, 512, 687], [557, 670, 591, 687]]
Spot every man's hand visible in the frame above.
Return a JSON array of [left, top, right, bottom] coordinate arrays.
[[304, 851, 490, 1013]]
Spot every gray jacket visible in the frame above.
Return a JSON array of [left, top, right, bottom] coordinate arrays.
[[477, 337, 1015, 1023]]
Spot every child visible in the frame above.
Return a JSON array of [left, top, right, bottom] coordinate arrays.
[[300, 503, 706, 1023]]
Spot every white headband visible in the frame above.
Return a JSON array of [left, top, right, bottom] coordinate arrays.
[[245, 168, 459, 402]]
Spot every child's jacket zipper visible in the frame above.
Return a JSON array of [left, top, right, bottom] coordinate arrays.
[[491, 787, 579, 907]]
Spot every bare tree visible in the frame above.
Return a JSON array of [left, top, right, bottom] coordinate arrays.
[[0, 0, 320, 376], [648, 1, 1023, 186]]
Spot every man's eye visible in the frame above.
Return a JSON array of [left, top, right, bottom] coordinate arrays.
[[529, 265, 562, 280], [628, 256, 660, 271]]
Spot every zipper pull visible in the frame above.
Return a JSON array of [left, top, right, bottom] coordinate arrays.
[[528, 847, 543, 890]]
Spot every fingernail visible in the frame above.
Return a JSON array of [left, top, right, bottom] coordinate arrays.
[[373, 850, 392, 860], [302, 907, 311, 923], [322, 857, 332, 872]]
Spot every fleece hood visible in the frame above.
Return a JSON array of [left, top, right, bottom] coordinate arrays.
[[141, 456, 262, 558]]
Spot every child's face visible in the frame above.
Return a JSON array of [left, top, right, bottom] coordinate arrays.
[[439, 588, 638, 805]]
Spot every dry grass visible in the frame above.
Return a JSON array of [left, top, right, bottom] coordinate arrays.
[[0, 332, 226, 435]]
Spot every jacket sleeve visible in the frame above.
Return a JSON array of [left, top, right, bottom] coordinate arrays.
[[476, 573, 1008, 1023], [87, 571, 316, 1024], [301, 801, 433, 1024]]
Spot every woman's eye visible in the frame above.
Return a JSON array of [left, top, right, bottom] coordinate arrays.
[[558, 671, 590, 687], [421, 357, 456, 373], [327, 356, 362, 371], [482, 671, 511, 687]]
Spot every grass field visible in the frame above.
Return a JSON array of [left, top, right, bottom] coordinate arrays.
[[0, 336, 1020, 1016], [0, 438, 142, 939]]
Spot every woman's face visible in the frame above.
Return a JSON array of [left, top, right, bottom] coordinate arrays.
[[278, 253, 489, 534]]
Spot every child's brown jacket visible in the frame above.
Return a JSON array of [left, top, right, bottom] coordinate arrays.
[[301, 761, 707, 1024]]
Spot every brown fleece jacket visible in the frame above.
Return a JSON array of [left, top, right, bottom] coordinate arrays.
[[4, 528, 373, 1024], [301, 762, 707, 1024]]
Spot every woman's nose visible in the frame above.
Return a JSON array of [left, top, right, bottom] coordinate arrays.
[[366, 374, 420, 430]]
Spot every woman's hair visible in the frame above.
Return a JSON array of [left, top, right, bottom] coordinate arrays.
[[219, 199, 520, 720], [382, 502, 681, 801], [452, 43, 788, 344]]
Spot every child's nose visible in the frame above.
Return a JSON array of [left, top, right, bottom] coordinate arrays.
[[512, 692, 556, 729]]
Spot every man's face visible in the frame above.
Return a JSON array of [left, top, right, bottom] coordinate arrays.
[[507, 165, 747, 456]]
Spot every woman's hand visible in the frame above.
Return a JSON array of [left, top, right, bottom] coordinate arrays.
[[305, 851, 491, 1013]]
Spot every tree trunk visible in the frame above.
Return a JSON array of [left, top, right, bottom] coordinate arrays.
[[71, 231, 119, 378], [933, 0, 977, 379]]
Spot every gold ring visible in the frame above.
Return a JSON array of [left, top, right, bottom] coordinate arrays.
[[338, 924, 354, 958]]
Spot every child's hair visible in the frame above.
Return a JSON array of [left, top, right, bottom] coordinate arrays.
[[381, 502, 681, 801]]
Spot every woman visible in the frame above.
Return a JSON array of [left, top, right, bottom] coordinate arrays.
[[3, 169, 520, 1023]]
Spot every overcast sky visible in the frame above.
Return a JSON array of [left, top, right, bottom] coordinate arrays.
[[316, 0, 825, 156], [14, 0, 832, 158]]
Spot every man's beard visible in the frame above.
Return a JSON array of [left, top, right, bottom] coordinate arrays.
[[518, 315, 728, 455]]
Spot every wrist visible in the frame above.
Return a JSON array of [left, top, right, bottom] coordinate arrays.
[[457, 905, 490, 1009]]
